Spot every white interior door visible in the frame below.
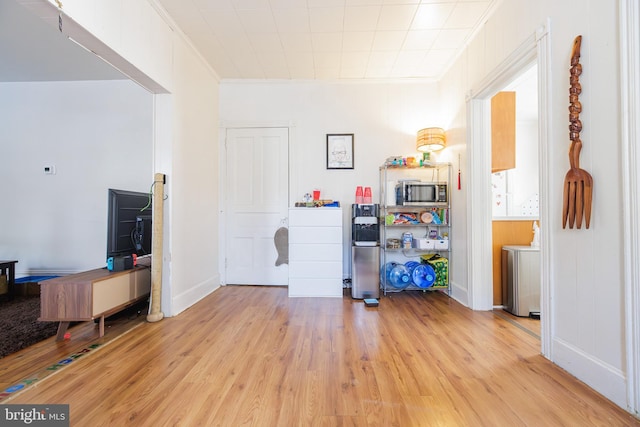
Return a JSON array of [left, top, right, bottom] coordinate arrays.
[[225, 127, 289, 285]]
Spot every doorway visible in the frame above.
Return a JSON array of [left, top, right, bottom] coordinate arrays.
[[467, 27, 552, 357], [223, 127, 289, 286], [490, 64, 540, 334]]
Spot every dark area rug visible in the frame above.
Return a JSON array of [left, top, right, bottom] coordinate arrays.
[[0, 295, 58, 359], [0, 287, 150, 360]]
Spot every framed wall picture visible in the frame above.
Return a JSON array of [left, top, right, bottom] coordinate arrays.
[[326, 134, 354, 169]]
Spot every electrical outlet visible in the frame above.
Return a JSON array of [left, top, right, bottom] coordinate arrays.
[[44, 165, 56, 175]]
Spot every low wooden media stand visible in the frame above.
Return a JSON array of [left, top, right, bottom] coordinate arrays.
[[39, 263, 151, 341]]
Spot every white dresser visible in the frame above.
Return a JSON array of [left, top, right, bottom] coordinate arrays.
[[288, 208, 343, 297]]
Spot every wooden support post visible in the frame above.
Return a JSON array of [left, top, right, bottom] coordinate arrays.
[[147, 173, 165, 323]]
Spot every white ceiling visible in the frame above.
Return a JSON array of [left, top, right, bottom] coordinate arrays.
[[0, 0, 125, 82], [1, 0, 498, 83], [158, 0, 498, 81]]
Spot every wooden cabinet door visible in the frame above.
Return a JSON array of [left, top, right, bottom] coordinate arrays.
[[491, 91, 516, 173]]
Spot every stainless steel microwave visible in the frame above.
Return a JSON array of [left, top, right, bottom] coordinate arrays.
[[395, 181, 448, 206]]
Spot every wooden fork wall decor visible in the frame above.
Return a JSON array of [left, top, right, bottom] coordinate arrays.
[[562, 35, 593, 229]]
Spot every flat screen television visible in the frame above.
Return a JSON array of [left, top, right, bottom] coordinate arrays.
[[106, 188, 152, 259]]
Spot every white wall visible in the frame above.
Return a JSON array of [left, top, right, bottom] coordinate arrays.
[[220, 80, 449, 279], [440, 0, 627, 409], [0, 80, 153, 275], [166, 36, 220, 315], [510, 121, 539, 216]]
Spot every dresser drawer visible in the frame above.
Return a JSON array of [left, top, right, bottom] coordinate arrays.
[[289, 243, 342, 262], [289, 226, 342, 244], [289, 261, 342, 278], [289, 208, 342, 227], [289, 278, 342, 297]]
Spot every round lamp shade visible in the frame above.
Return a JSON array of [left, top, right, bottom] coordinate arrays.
[[417, 127, 446, 152]]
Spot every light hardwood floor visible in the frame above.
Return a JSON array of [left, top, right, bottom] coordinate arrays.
[[3, 286, 639, 426]]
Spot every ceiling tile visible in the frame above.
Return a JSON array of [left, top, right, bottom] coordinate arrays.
[[237, 9, 277, 33], [281, 33, 313, 52], [418, 0, 457, 3], [232, 0, 270, 9], [341, 51, 370, 69], [314, 51, 342, 68], [272, 8, 311, 33], [248, 33, 284, 52], [230, 53, 265, 78], [402, 29, 439, 50], [215, 31, 254, 53], [346, 0, 383, 5], [389, 64, 420, 78], [288, 67, 316, 79], [343, 32, 375, 52], [308, 0, 346, 8], [344, 6, 381, 32], [394, 49, 427, 69], [201, 9, 243, 34], [193, 0, 234, 11], [257, 51, 290, 78], [340, 67, 367, 78], [365, 67, 392, 78], [286, 51, 315, 68], [377, 5, 418, 31], [368, 51, 397, 68], [311, 33, 343, 52], [269, 0, 304, 8], [412, 3, 456, 30], [371, 31, 407, 51], [309, 7, 345, 33], [315, 67, 341, 79]]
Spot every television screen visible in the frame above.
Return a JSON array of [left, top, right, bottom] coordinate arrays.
[[107, 189, 152, 258]]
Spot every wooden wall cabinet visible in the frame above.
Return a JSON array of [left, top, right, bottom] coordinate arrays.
[[39, 265, 151, 340], [491, 91, 516, 173]]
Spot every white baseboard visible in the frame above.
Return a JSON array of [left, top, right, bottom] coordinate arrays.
[[449, 280, 469, 308], [170, 274, 220, 317], [553, 337, 628, 410]]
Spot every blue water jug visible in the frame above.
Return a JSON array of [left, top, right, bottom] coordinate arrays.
[[388, 264, 411, 289], [412, 264, 436, 288], [380, 262, 398, 285], [405, 261, 420, 274]]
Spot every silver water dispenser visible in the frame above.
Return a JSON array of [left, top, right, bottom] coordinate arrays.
[[351, 204, 380, 299]]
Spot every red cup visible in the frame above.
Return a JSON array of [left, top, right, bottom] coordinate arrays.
[[355, 186, 363, 204], [313, 189, 320, 200], [363, 187, 372, 204]]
